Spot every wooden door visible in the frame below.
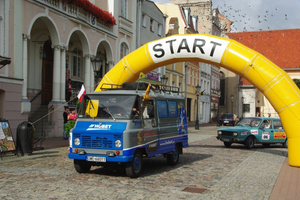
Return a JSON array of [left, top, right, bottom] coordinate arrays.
[[41, 60, 53, 105]]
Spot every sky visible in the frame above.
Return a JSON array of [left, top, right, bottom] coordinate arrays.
[[151, 0, 300, 32]]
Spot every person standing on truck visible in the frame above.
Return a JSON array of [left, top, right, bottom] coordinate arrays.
[[63, 106, 69, 140]]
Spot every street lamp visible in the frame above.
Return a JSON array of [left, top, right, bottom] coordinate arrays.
[[217, 90, 221, 127], [231, 94, 234, 114], [195, 84, 201, 129], [160, 75, 168, 86], [241, 96, 244, 119], [91, 57, 103, 84]]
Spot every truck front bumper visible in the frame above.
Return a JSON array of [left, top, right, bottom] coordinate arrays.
[[68, 153, 134, 162]]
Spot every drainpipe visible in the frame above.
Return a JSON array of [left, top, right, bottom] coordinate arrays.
[[136, 0, 142, 48]]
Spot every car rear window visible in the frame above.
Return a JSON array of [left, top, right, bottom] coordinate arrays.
[[221, 114, 233, 118]]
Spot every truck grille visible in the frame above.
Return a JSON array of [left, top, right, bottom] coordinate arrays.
[[73, 133, 114, 149], [82, 136, 112, 148]]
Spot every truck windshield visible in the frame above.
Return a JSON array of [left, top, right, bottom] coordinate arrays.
[[78, 94, 138, 119]]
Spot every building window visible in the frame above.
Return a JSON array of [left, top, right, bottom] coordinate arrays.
[[72, 47, 82, 77], [186, 67, 190, 84], [158, 24, 162, 36], [72, 56, 81, 77], [150, 19, 154, 32], [172, 63, 176, 70], [243, 104, 250, 112], [179, 83, 181, 92], [142, 14, 146, 27], [190, 68, 193, 85], [121, 0, 128, 18], [194, 70, 197, 86], [220, 71, 225, 106], [120, 42, 128, 60], [200, 102, 203, 119]]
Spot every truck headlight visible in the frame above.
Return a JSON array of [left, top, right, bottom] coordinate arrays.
[[69, 132, 72, 148], [218, 131, 222, 135], [74, 138, 80, 146], [115, 140, 121, 148], [233, 132, 238, 136]]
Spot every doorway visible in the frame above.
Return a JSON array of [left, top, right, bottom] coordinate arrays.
[[256, 107, 261, 117], [41, 40, 53, 105]]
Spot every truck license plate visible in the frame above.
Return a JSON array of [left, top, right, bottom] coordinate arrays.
[[224, 121, 229, 123], [223, 138, 230, 142], [87, 156, 106, 162]]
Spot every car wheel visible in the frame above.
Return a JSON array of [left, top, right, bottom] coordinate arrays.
[[74, 159, 91, 173], [224, 142, 232, 148], [167, 145, 180, 166], [126, 150, 143, 178], [245, 137, 255, 149], [262, 143, 270, 147], [282, 139, 288, 148]]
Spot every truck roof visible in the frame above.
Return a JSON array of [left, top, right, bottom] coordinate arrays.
[[86, 82, 184, 99]]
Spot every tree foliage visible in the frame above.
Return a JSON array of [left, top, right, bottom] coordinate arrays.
[[293, 79, 300, 89]]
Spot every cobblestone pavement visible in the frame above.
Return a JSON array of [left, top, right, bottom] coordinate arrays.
[[0, 126, 287, 200]]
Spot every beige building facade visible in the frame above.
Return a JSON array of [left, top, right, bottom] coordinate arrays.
[[0, 0, 167, 140], [156, 3, 200, 122]]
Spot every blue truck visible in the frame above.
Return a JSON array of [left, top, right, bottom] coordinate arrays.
[[68, 82, 188, 177]]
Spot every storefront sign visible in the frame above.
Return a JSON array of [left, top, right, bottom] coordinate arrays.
[[0, 120, 16, 153]]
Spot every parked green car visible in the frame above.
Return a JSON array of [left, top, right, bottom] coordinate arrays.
[[216, 117, 287, 149]]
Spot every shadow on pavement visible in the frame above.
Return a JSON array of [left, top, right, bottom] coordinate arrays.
[[88, 153, 213, 178], [189, 143, 288, 157]]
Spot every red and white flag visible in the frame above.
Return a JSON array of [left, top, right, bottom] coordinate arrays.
[[77, 84, 86, 102]]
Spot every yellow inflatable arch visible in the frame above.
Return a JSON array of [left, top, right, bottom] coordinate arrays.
[[95, 34, 300, 167]]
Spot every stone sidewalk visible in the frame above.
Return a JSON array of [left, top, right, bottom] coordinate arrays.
[[0, 125, 297, 199]]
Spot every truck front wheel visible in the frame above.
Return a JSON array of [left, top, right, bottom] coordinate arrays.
[[126, 150, 143, 178], [74, 159, 91, 173]]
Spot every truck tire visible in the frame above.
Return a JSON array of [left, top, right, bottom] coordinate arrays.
[[245, 137, 255, 149], [74, 159, 91, 173], [167, 145, 179, 166], [126, 150, 143, 178]]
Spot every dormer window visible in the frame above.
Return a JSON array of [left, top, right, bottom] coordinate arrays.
[[184, 7, 191, 26], [192, 15, 198, 32]]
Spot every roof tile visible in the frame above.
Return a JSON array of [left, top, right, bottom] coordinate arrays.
[[228, 29, 300, 85]]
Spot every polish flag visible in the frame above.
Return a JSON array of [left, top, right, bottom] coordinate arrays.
[[77, 84, 86, 102]]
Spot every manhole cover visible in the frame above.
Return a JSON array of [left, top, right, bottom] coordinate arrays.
[[182, 187, 206, 194]]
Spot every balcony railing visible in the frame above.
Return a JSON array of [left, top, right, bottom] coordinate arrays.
[[35, 0, 113, 32]]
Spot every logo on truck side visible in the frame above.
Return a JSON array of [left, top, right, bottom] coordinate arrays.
[[87, 124, 112, 131], [147, 142, 158, 154]]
